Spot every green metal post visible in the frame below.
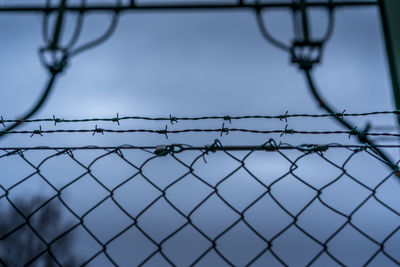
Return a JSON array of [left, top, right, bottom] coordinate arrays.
[[379, 0, 400, 122]]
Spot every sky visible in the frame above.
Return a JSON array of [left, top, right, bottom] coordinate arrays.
[[1, 0, 400, 266]]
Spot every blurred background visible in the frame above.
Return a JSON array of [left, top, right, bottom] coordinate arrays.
[[1, 0, 400, 266]]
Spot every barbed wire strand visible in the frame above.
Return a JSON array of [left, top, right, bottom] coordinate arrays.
[[1, 110, 400, 126], [1, 126, 400, 139]]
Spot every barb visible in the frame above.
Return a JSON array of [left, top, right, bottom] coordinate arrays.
[[30, 126, 43, 137], [169, 114, 178, 125], [280, 124, 295, 136], [92, 125, 104, 135], [220, 123, 229, 136]]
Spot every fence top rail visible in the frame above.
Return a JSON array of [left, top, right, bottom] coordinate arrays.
[[1, 142, 399, 151], [0, 1, 378, 13]]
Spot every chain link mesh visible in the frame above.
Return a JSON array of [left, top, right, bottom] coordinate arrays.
[[1, 142, 399, 266]]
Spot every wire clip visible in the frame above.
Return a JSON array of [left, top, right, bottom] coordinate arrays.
[[154, 144, 184, 156]]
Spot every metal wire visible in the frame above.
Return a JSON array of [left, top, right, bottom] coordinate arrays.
[[1, 126, 400, 139], [1, 140, 399, 266], [1, 110, 400, 125]]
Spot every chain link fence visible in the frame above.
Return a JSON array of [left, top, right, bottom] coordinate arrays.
[[1, 140, 399, 266], [1, 1, 400, 266]]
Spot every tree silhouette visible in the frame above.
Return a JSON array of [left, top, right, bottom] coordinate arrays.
[[0, 196, 77, 266]]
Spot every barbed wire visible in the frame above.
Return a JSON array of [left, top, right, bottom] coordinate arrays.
[[1, 110, 400, 125], [1, 125, 400, 139]]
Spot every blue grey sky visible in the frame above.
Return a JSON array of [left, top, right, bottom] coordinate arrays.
[[1, 1, 400, 266]]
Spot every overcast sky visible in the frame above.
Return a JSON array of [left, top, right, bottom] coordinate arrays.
[[0, 0, 396, 148]]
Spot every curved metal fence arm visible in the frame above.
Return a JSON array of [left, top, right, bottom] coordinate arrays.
[[303, 68, 399, 175], [0, 72, 60, 139], [0, 0, 121, 141]]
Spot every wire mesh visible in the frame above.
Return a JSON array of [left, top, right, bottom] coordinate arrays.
[[1, 140, 400, 266]]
